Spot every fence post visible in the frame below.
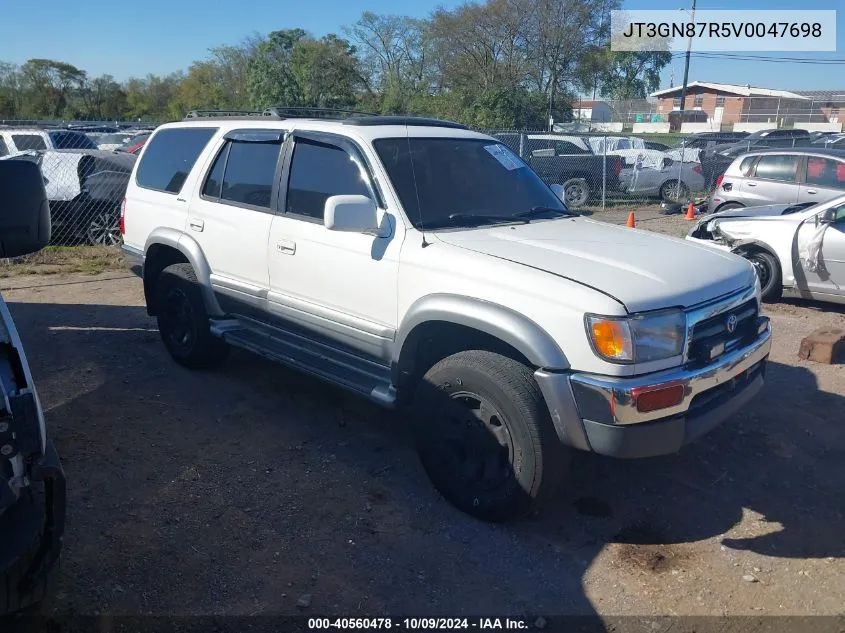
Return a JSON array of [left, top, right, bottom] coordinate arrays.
[[602, 135, 607, 211], [677, 137, 685, 202]]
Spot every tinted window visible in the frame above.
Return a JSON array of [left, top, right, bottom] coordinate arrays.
[[12, 134, 47, 151], [286, 140, 371, 220], [0, 137, 7, 157], [805, 157, 845, 190], [202, 144, 229, 199], [136, 128, 217, 193], [48, 131, 97, 150], [220, 141, 281, 208], [753, 155, 799, 182], [374, 137, 568, 228], [555, 141, 588, 155], [739, 156, 756, 176]]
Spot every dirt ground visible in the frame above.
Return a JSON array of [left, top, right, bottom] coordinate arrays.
[[3, 215, 844, 623]]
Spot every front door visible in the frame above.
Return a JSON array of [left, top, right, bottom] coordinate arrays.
[[267, 132, 403, 362], [797, 202, 845, 296], [713, 107, 724, 124], [186, 129, 285, 309]]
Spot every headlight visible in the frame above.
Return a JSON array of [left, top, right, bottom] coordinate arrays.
[[586, 309, 687, 363]]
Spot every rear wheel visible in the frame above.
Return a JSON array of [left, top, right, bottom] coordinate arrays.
[[86, 207, 122, 246], [562, 178, 590, 207], [412, 350, 569, 522], [155, 263, 228, 369], [659, 179, 689, 203], [744, 250, 782, 302]]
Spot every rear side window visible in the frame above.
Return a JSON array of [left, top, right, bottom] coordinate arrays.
[[12, 134, 47, 151], [202, 139, 282, 208], [136, 127, 217, 194], [48, 131, 97, 150], [753, 155, 799, 182]]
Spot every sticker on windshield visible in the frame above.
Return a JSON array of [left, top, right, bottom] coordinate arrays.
[[484, 144, 526, 171]]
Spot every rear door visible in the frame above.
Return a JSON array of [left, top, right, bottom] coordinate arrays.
[[187, 129, 286, 306], [797, 156, 845, 204], [739, 154, 800, 205]]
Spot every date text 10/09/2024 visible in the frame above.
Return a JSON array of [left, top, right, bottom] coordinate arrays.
[[308, 618, 534, 630]]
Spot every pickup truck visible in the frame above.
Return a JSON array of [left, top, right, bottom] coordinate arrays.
[[122, 110, 771, 522], [493, 132, 624, 207]]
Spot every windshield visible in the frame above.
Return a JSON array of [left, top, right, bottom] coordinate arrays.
[[48, 130, 97, 150], [373, 137, 568, 229]]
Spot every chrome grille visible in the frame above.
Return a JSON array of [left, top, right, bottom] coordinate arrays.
[[688, 299, 758, 364]]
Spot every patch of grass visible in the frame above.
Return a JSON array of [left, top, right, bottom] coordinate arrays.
[[0, 245, 125, 277]]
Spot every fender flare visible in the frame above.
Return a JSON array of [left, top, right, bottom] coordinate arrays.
[[394, 294, 569, 378], [144, 228, 224, 317]]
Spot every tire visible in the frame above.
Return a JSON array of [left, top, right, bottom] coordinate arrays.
[[412, 350, 570, 522], [562, 178, 589, 207], [155, 263, 228, 369], [744, 250, 782, 302], [86, 208, 122, 246], [0, 489, 53, 616], [659, 179, 690, 203]]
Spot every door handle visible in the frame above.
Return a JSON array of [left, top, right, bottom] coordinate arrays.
[[276, 239, 296, 255], [746, 182, 757, 187], [188, 217, 204, 232], [806, 189, 818, 194]]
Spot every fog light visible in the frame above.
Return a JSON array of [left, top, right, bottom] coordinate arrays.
[[632, 383, 685, 413]]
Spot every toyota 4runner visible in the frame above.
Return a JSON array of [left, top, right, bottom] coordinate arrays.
[[121, 108, 772, 522]]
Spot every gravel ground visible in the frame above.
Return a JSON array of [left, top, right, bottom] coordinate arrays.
[[2, 216, 844, 622]]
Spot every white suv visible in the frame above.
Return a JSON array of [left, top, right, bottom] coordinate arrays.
[[121, 109, 772, 521]]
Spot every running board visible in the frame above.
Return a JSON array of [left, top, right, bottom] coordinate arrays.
[[209, 318, 397, 408]]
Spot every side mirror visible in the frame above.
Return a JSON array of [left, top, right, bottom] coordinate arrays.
[[324, 194, 381, 235], [550, 184, 565, 201], [0, 160, 51, 257]]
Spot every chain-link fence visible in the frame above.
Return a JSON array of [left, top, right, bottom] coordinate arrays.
[[2, 119, 842, 246]]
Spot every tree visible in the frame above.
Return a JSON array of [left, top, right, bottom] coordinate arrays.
[[81, 75, 127, 119], [20, 58, 87, 118], [597, 51, 671, 99], [290, 35, 362, 108], [246, 29, 307, 107]]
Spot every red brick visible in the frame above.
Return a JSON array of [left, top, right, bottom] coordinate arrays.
[[798, 328, 845, 364]]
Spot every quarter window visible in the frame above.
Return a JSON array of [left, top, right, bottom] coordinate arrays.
[[753, 155, 799, 182], [285, 140, 372, 220], [136, 127, 217, 194]]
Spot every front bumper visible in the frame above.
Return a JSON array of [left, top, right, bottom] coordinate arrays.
[[535, 322, 772, 459], [0, 439, 66, 612]]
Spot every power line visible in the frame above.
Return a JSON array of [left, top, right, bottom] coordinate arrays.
[[668, 52, 845, 64]]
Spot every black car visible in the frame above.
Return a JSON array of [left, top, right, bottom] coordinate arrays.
[[701, 128, 812, 187]]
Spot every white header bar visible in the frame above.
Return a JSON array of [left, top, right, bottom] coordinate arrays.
[[611, 10, 836, 52]]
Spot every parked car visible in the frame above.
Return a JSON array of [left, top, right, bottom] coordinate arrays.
[[2, 149, 136, 244], [495, 132, 624, 206], [702, 128, 813, 187], [707, 148, 845, 214], [812, 133, 845, 149], [95, 132, 136, 151], [0, 160, 66, 615], [118, 132, 151, 155], [620, 155, 705, 201], [585, 135, 666, 167], [0, 128, 98, 155], [642, 140, 670, 151], [120, 110, 771, 522], [688, 193, 845, 304]]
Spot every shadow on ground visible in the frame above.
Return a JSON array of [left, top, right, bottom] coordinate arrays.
[[5, 300, 844, 626]]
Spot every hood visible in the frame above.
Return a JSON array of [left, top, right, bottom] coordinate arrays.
[[434, 218, 754, 313]]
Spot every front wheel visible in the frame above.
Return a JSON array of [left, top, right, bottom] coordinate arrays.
[[412, 350, 570, 522], [155, 263, 228, 369], [86, 208, 122, 246], [561, 178, 590, 207], [744, 250, 782, 302], [659, 179, 690, 203]]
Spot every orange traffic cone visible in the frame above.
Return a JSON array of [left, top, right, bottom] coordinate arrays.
[[685, 202, 696, 220], [626, 212, 636, 228]]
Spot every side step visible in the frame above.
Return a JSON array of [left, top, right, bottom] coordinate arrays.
[[209, 318, 397, 408]]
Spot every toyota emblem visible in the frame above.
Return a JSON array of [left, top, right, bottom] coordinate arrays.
[[726, 314, 738, 334]]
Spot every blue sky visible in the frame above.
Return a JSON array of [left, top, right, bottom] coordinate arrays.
[[1, 0, 842, 91]]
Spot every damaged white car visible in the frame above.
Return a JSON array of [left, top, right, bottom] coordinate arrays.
[[687, 194, 845, 304]]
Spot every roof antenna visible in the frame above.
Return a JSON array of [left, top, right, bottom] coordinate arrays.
[[405, 124, 430, 248]]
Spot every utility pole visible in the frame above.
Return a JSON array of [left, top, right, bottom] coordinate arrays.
[[678, 0, 696, 125]]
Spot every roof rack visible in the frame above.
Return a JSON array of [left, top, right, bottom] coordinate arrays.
[[184, 109, 280, 121], [342, 115, 469, 130], [262, 106, 377, 119]]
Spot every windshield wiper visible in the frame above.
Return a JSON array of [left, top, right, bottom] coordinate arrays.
[[514, 206, 580, 220], [424, 213, 529, 229]]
